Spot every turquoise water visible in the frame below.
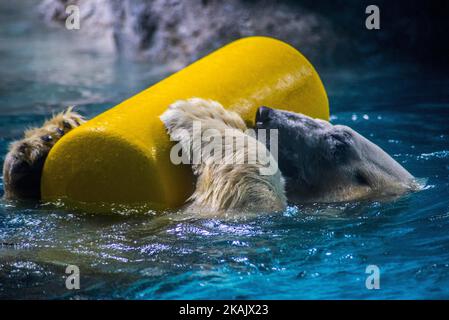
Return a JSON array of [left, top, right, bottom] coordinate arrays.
[[1, 2, 449, 299]]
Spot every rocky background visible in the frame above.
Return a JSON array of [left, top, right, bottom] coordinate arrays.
[[39, 0, 449, 71]]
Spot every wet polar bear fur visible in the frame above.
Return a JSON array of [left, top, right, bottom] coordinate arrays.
[[160, 98, 287, 214]]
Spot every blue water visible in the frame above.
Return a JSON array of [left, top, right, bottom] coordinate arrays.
[[1, 2, 449, 299]]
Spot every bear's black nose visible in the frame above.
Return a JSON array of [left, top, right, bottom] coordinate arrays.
[[255, 106, 272, 124]]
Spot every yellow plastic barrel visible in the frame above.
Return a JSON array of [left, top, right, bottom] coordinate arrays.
[[41, 36, 329, 211]]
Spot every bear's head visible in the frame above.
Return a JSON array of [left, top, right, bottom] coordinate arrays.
[[255, 107, 418, 203]]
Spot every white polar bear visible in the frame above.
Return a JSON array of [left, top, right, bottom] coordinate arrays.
[[2, 98, 418, 215], [160, 98, 418, 213]]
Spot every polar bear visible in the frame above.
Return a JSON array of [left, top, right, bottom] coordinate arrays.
[[160, 99, 418, 213], [2, 99, 418, 214], [254, 106, 419, 203]]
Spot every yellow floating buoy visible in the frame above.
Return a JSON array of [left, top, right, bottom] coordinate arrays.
[[41, 36, 329, 211]]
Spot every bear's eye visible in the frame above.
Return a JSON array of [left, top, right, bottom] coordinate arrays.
[[330, 130, 352, 144], [327, 131, 349, 151]]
